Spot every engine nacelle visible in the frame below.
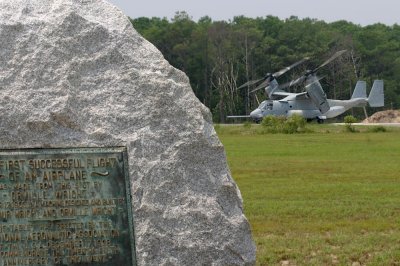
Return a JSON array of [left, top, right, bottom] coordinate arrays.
[[306, 82, 330, 114], [265, 79, 280, 99]]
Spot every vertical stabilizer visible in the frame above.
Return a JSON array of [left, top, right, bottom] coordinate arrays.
[[368, 80, 384, 107], [351, 81, 367, 99]]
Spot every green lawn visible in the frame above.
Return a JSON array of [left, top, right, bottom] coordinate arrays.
[[216, 125, 400, 265]]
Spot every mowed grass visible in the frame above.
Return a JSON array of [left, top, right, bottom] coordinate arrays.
[[216, 125, 400, 265]]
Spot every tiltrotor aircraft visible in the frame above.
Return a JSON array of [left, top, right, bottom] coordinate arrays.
[[229, 50, 384, 123]]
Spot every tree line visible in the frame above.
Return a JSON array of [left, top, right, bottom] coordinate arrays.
[[131, 12, 400, 122]]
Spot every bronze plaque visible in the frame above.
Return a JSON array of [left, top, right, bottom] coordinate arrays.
[[0, 147, 136, 266]]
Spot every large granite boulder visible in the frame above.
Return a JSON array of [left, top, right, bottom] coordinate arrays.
[[0, 0, 256, 265]]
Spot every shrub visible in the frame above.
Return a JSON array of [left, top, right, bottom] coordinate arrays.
[[368, 126, 387, 133], [284, 115, 307, 134], [261, 115, 307, 134], [243, 121, 252, 129], [344, 115, 357, 124], [344, 115, 358, 132], [261, 115, 284, 133]]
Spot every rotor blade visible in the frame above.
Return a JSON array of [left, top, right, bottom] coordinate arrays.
[[239, 57, 309, 90], [278, 75, 306, 90], [278, 50, 346, 90], [279, 74, 326, 91], [313, 50, 347, 73], [255, 94, 260, 105], [318, 75, 326, 82], [250, 79, 270, 93], [238, 78, 264, 89], [273, 57, 309, 78], [306, 75, 327, 86]]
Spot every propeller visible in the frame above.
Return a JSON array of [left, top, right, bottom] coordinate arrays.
[[279, 75, 326, 90], [272, 57, 309, 77], [251, 78, 271, 93], [279, 50, 347, 90], [237, 57, 309, 90], [313, 50, 347, 73], [238, 78, 264, 89], [278, 76, 307, 90]]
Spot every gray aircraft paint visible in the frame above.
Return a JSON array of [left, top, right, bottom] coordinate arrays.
[[246, 80, 384, 122]]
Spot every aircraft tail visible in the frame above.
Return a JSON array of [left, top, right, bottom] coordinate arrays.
[[368, 80, 384, 107], [351, 81, 367, 99]]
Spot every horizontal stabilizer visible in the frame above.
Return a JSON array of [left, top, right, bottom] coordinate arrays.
[[227, 115, 251, 119], [368, 80, 384, 107], [351, 81, 367, 99]]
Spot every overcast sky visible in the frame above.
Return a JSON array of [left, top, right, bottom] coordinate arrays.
[[107, 0, 400, 26]]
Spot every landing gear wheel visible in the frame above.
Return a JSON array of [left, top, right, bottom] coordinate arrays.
[[317, 118, 324, 124]]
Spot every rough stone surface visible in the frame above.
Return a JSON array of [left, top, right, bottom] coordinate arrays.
[[0, 0, 256, 265]]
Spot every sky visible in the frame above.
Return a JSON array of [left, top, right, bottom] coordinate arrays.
[[107, 0, 400, 26]]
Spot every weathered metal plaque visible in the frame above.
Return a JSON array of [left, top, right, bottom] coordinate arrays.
[[0, 147, 136, 266]]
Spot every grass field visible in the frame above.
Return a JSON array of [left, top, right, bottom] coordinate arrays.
[[216, 124, 400, 265]]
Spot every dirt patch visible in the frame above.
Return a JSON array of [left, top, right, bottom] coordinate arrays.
[[363, 110, 400, 123]]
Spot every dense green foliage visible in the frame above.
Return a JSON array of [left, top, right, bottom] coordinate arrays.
[[216, 125, 400, 265], [261, 115, 307, 133], [344, 115, 358, 132], [368, 125, 387, 132], [131, 13, 400, 122]]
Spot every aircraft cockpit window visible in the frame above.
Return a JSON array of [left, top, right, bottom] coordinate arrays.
[[259, 101, 273, 110]]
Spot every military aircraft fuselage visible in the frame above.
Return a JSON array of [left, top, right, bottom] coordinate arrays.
[[229, 50, 384, 123], [250, 99, 318, 121], [250, 97, 369, 122]]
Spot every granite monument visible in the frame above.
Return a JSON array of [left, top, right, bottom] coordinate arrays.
[[0, 0, 256, 265]]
